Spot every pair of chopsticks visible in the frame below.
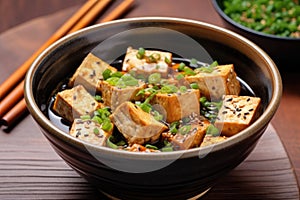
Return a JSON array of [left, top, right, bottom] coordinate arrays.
[[0, 0, 134, 130]]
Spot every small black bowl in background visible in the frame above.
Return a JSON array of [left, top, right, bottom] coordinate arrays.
[[212, 0, 300, 71]]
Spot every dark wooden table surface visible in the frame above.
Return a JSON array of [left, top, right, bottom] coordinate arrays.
[[0, 0, 299, 199]]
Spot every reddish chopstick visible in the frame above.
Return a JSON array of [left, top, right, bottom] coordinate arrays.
[[0, 81, 24, 119], [0, 99, 28, 130], [100, 0, 134, 23], [0, 0, 135, 129], [0, 0, 99, 100]]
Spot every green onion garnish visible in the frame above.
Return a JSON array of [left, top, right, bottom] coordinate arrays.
[[102, 68, 112, 80], [190, 83, 199, 89], [178, 62, 186, 71], [206, 124, 220, 136], [136, 47, 145, 59], [148, 73, 161, 84], [145, 144, 158, 150], [107, 135, 118, 149], [178, 124, 191, 135]]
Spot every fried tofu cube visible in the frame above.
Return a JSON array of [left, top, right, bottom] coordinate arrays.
[[69, 119, 111, 146], [98, 78, 146, 111], [150, 89, 200, 123], [122, 47, 172, 77], [162, 120, 210, 150], [69, 53, 117, 92], [200, 135, 227, 147], [53, 85, 101, 122], [185, 64, 240, 100], [110, 102, 168, 145], [214, 95, 261, 137]]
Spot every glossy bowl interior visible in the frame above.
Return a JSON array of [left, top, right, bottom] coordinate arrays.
[[212, 0, 300, 70], [24, 17, 282, 200]]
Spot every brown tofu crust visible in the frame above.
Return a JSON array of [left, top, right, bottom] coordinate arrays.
[[70, 119, 111, 146], [200, 135, 227, 147], [110, 102, 168, 145], [69, 53, 117, 93], [162, 120, 210, 150], [150, 89, 200, 123], [98, 80, 146, 111], [215, 95, 261, 137], [185, 64, 240, 100], [53, 85, 101, 122]]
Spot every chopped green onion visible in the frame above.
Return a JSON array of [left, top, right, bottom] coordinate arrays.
[[183, 67, 196, 76], [139, 102, 152, 113], [102, 119, 113, 132], [195, 61, 218, 73], [106, 77, 120, 86], [152, 110, 163, 121], [190, 58, 198, 66], [136, 89, 145, 97], [161, 146, 173, 152], [161, 142, 173, 152], [165, 57, 171, 64], [190, 83, 199, 89], [178, 62, 186, 71], [199, 96, 207, 105], [94, 95, 102, 102], [178, 124, 191, 135], [160, 85, 178, 94], [206, 124, 220, 136], [136, 47, 145, 59], [116, 140, 126, 146], [111, 71, 123, 78], [170, 122, 179, 134], [146, 53, 161, 63], [123, 79, 139, 86], [152, 53, 161, 61], [148, 73, 161, 84], [176, 74, 184, 80], [179, 86, 187, 93], [93, 128, 100, 135], [107, 135, 118, 149], [210, 61, 219, 67], [145, 144, 158, 150], [120, 74, 139, 86], [102, 69, 112, 80], [92, 115, 103, 124]]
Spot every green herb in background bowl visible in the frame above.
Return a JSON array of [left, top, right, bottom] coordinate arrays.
[[213, 0, 300, 70], [222, 0, 300, 38]]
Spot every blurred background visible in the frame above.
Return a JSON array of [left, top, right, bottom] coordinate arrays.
[[0, 0, 87, 33]]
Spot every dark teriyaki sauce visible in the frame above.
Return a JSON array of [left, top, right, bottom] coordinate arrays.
[[47, 57, 256, 142]]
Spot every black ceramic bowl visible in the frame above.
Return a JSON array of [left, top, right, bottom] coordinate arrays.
[[212, 0, 300, 70], [24, 17, 282, 200]]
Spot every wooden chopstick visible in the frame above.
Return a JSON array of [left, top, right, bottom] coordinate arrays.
[[100, 0, 134, 23], [0, 99, 28, 129], [67, 0, 112, 34], [0, 0, 135, 129], [0, 81, 24, 119], [0, 0, 109, 128], [0, 0, 99, 100]]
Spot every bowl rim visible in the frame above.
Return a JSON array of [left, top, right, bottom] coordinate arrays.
[[24, 16, 282, 160], [212, 0, 300, 41]]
